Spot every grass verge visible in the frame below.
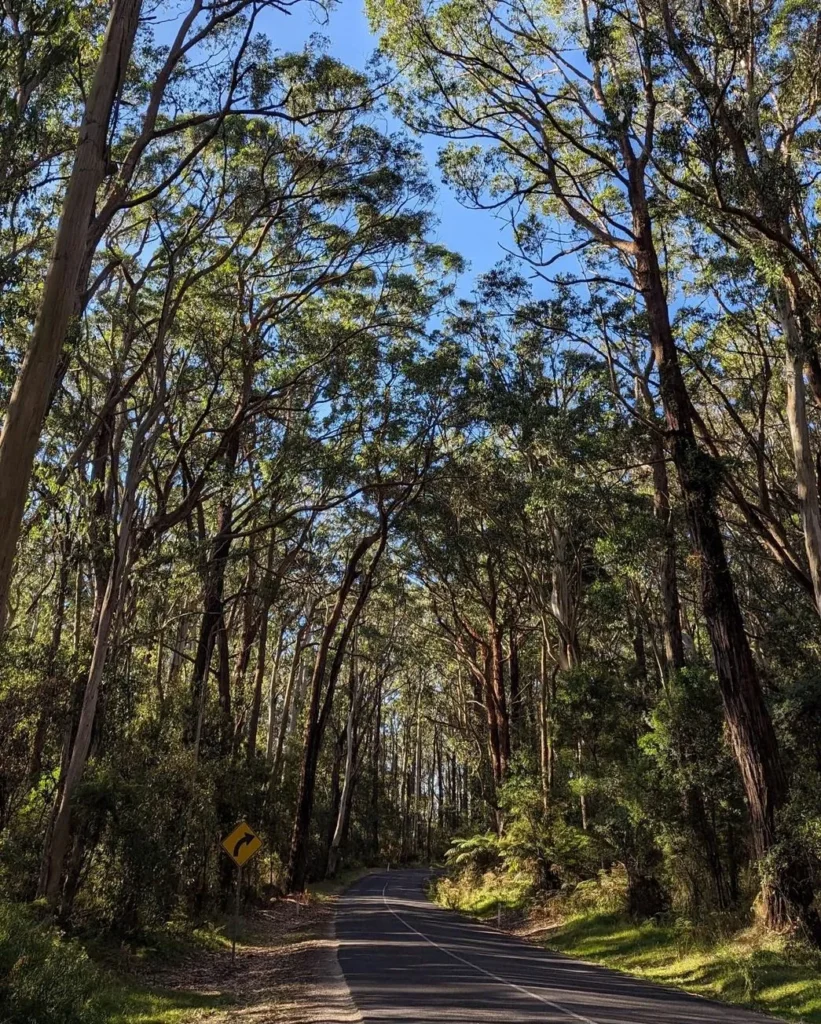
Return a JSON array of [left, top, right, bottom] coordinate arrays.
[[1, 901, 230, 1024], [431, 872, 821, 1023], [2, 865, 381, 1024], [98, 982, 229, 1024], [548, 912, 821, 1023]]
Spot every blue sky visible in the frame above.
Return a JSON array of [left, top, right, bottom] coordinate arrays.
[[266, 0, 513, 286]]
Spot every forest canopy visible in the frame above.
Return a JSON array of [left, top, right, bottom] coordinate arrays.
[[2, 0, 821, 980]]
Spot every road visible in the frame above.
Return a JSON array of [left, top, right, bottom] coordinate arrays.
[[336, 869, 771, 1024]]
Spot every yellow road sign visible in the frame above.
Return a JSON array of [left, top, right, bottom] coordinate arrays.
[[222, 821, 262, 868]]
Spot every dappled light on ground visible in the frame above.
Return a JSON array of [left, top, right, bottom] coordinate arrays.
[[336, 870, 776, 1024]]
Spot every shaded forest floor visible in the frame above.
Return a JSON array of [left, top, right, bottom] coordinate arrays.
[[16, 870, 369, 1024], [432, 871, 821, 1023], [103, 897, 350, 1023], [102, 878, 363, 1024]]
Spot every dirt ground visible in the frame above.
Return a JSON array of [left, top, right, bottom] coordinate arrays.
[[140, 895, 361, 1023]]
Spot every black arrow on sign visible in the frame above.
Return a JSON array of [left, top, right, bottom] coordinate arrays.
[[233, 832, 255, 858]]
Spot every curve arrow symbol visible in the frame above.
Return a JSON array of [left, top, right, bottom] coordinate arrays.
[[233, 831, 255, 858]]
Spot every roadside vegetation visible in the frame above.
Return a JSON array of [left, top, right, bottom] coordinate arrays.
[[0, 903, 229, 1024], [4, 0, 821, 1019], [434, 861, 821, 1023], [2, 869, 368, 1024]]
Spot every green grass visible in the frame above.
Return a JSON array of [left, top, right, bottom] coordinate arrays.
[[431, 874, 821, 1023], [432, 869, 532, 919], [96, 865, 381, 1022], [545, 913, 821, 1023], [91, 940, 233, 1024], [98, 982, 229, 1024], [1, 865, 382, 1024], [1, 902, 231, 1024]]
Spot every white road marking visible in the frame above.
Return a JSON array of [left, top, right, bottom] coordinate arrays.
[[381, 880, 602, 1024]]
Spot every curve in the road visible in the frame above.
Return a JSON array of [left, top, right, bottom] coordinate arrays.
[[336, 868, 775, 1024]]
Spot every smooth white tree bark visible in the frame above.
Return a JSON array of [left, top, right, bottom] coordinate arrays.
[[0, 0, 143, 633]]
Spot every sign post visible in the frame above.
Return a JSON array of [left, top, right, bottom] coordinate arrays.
[[233, 866, 242, 966], [221, 821, 263, 967]]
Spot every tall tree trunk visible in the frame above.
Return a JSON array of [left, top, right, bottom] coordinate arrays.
[[648, 426, 686, 671], [230, 534, 260, 748], [490, 627, 510, 774], [284, 523, 386, 892], [780, 283, 821, 618], [412, 681, 423, 855], [189, 365, 253, 755], [247, 614, 279, 761], [399, 719, 411, 860], [538, 628, 552, 815], [687, 787, 731, 910], [40, 425, 149, 906], [189, 491, 235, 755], [27, 535, 71, 791], [327, 660, 358, 877], [371, 672, 382, 855], [0, 0, 143, 632], [325, 729, 346, 862], [477, 653, 503, 791], [549, 523, 579, 670], [508, 629, 521, 748], [269, 613, 310, 782], [425, 739, 435, 862], [631, 189, 820, 938], [436, 729, 444, 828]]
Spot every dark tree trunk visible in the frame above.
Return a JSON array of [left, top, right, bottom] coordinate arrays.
[[231, 534, 259, 745], [246, 612, 270, 760], [189, 489, 235, 752], [649, 429, 686, 673], [477, 653, 503, 790], [27, 535, 71, 790], [490, 627, 510, 776], [627, 869, 669, 920], [687, 787, 731, 910], [631, 612, 648, 684], [436, 730, 444, 828], [371, 674, 382, 855], [284, 522, 387, 892], [630, 185, 820, 938], [508, 629, 521, 747], [188, 363, 252, 754]]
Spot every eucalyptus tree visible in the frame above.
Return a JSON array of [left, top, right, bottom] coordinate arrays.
[[0, 0, 103, 353], [1, 38, 459, 909], [410, 446, 526, 800], [370, 0, 820, 936], [666, 255, 820, 606], [653, 0, 821, 619], [451, 276, 649, 804], [283, 331, 460, 890], [34, 154, 283, 906], [0, 0, 343, 632]]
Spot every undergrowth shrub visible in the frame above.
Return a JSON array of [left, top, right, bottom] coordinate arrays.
[[560, 866, 628, 916], [0, 902, 104, 1024], [434, 865, 533, 914]]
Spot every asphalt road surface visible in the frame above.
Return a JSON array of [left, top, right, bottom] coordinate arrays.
[[336, 868, 772, 1024]]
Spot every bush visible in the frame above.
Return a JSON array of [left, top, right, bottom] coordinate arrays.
[[0, 902, 104, 1024], [433, 867, 532, 917], [444, 833, 501, 874], [563, 865, 628, 916]]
